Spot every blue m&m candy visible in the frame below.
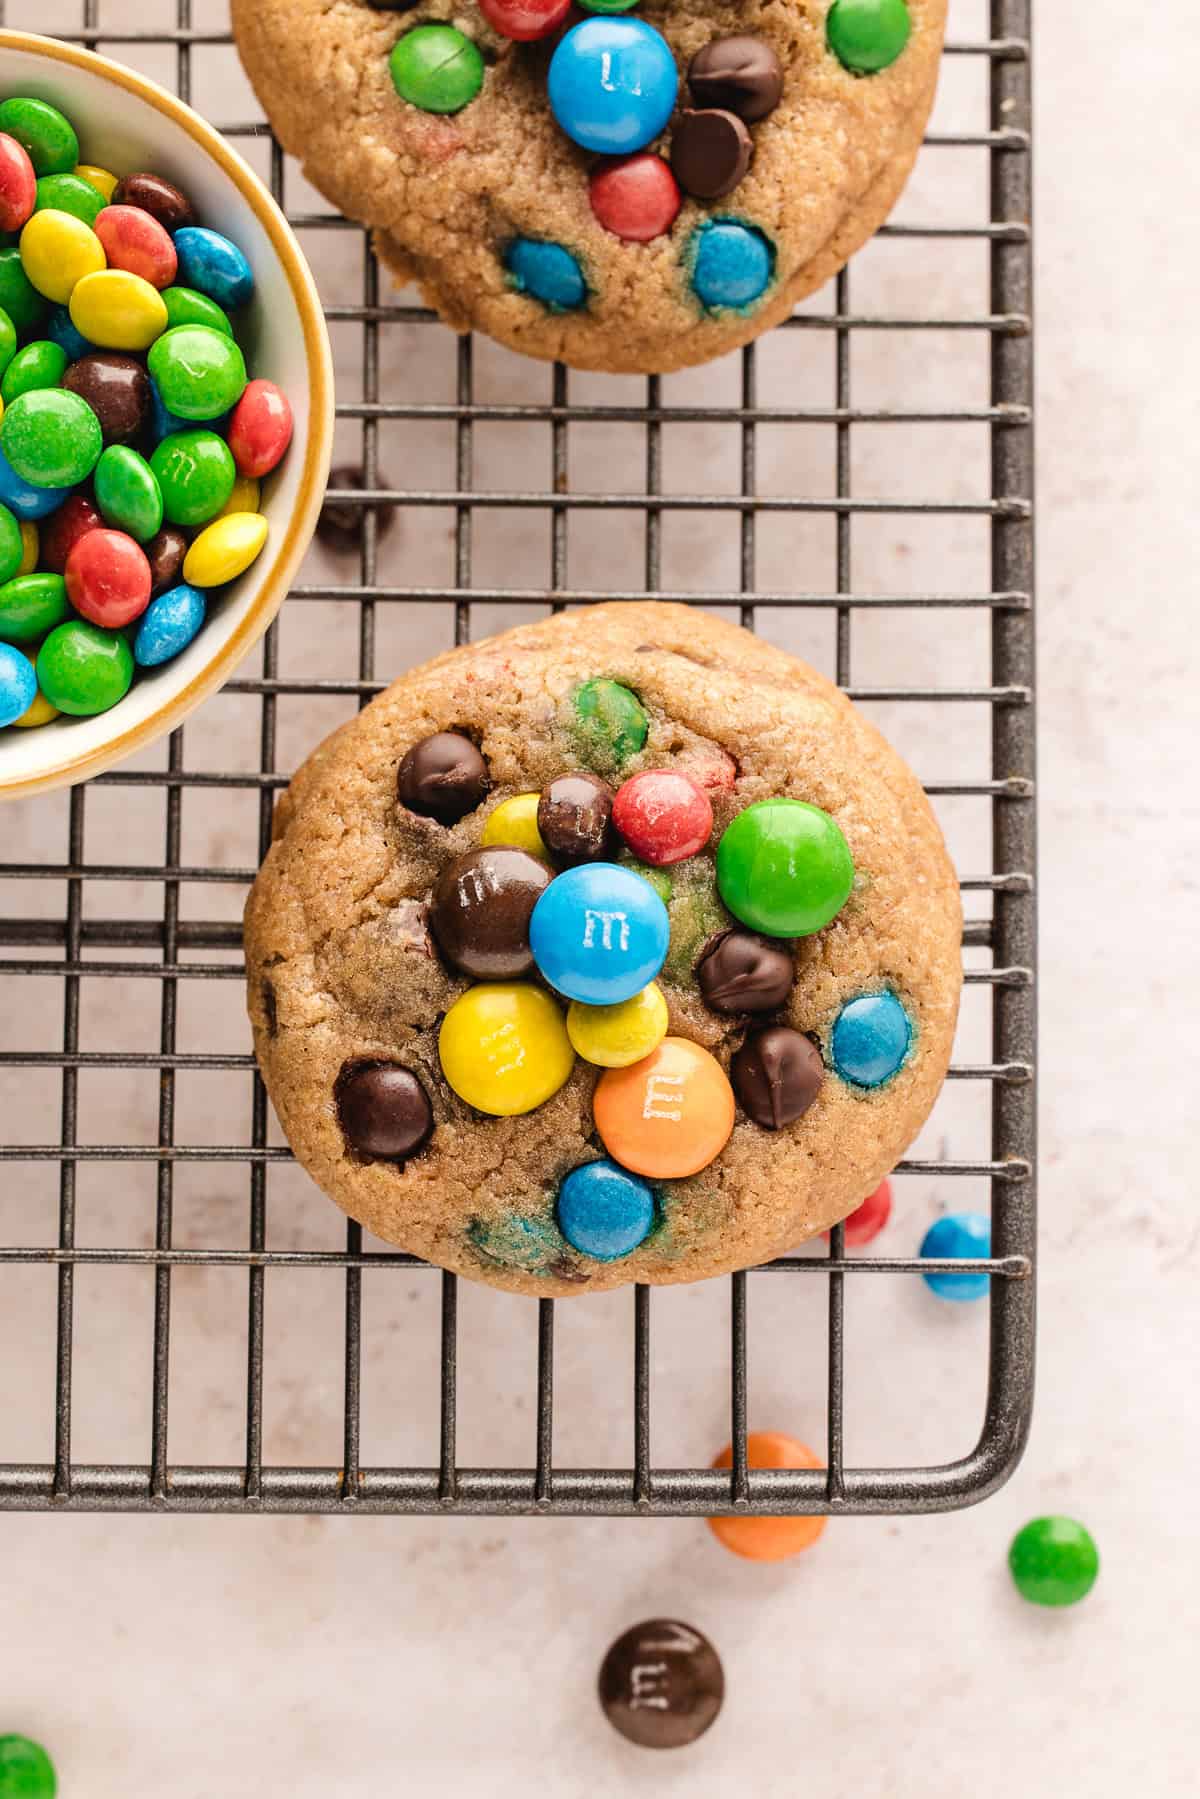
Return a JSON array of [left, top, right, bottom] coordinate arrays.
[[504, 238, 586, 311], [173, 227, 254, 311], [0, 640, 37, 726], [691, 220, 774, 310], [830, 990, 912, 1088], [46, 303, 93, 362], [0, 442, 67, 519], [530, 862, 669, 1005], [134, 581, 207, 667], [557, 1158, 656, 1260], [920, 1213, 991, 1301], [548, 17, 678, 155]]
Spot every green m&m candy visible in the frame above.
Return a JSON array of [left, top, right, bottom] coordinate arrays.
[[0, 1733, 57, 1797], [1, 339, 68, 405], [0, 246, 47, 336], [0, 572, 68, 642], [717, 798, 854, 937], [147, 324, 247, 421], [161, 285, 233, 337], [94, 445, 164, 543], [0, 388, 102, 487], [150, 429, 236, 527], [573, 678, 649, 768], [1009, 1516, 1100, 1608], [38, 618, 134, 716], [0, 500, 22, 584], [827, 0, 912, 74], [35, 171, 108, 226], [0, 95, 79, 175], [390, 25, 485, 115], [0, 305, 15, 380]]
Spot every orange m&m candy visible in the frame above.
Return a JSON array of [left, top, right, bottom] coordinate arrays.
[[708, 1432, 828, 1562], [593, 1036, 735, 1178]]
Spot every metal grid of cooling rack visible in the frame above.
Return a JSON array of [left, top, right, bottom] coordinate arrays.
[[0, 0, 1034, 1515]]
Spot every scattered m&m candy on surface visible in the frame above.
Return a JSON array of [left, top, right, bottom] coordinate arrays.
[[717, 798, 854, 938], [530, 861, 670, 1005], [708, 1432, 827, 1561], [439, 982, 575, 1116], [920, 1212, 991, 1301], [837, 1175, 893, 1247], [598, 1621, 724, 1750], [0, 1733, 57, 1797], [593, 1036, 734, 1178], [556, 1158, 656, 1260], [612, 768, 713, 866], [1008, 1516, 1100, 1608]]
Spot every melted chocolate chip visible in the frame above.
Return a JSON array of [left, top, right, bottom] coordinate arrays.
[[687, 35, 784, 123], [317, 464, 398, 553], [732, 1026, 824, 1130], [398, 732, 490, 824], [598, 1620, 725, 1749], [697, 930, 793, 1013], [429, 846, 551, 979], [336, 1061, 434, 1161], [537, 771, 614, 866], [670, 109, 753, 201]]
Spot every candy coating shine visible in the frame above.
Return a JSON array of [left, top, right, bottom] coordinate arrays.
[[439, 983, 575, 1116]]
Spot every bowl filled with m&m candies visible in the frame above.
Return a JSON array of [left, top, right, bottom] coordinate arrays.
[[0, 31, 333, 798]]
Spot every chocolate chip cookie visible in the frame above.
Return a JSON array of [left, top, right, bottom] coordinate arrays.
[[244, 603, 962, 1296], [232, 0, 947, 374]]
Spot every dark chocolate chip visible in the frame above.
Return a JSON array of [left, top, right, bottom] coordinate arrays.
[[697, 929, 793, 1013], [670, 109, 753, 201], [398, 731, 490, 824], [335, 1061, 434, 1161], [62, 353, 150, 445], [537, 771, 614, 866], [429, 845, 551, 979], [598, 1619, 725, 1750], [112, 171, 195, 234], [732, 1026, 824, 1130], [145, 526, 189, 598], [317, 464, 398, 553], [261, 979, 278, 1038], [687, 35, 784, 123], [364, 0, 421, 9]]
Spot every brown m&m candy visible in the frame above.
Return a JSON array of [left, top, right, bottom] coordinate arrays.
[[537, 771, 614, 866], [398, 731, 490, 824], [687, 35, 784, 122], [62, 352, 151, 445], [732, 1025, 824, 1129], [113, 171, 196, 234], [429, 845, 550, 979], [145, 526, 189, 597], [598, 1619, 724, 1750], [670, 110, 753, 201], [336, 1061, 434, 1160], [697, 929, 793, 1013]]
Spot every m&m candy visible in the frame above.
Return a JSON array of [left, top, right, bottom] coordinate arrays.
[[182, 511, 268, 587], [133, 581, 206, 668], [69, 268, 168, 351], [148, 325, 247, 421], [93, 445, 163, 543], [1008, 1517, 1100, 1608], [566, 980, 668, 1068], [598, 1621, 724, 1751], [690, 220, 774, 310], [227, 379, 294, 479], [0, 571, 67, 641], [830, 990, 912, 1088], [0, 95, 78, 174], [478, 0, 572, 41], [0, 132, 36, 233], [429, 845, 551, 979], [556, 1159, 656, 1260], [548, 18, 678, 156], [504, 238, 586, 312], [838, 1175, 893, 1248], [480, 792, 549, 861], [827, 0, 913, 74], [708, 1432, 827, 1560], [389, 25, 485, 115], [114, 171, 194, 232], [530, 862, 670, 1005], [589, 153, 681, 243], [0, 387, 102, 488], [593, 1036, 734, 1177], [40, 493, 102, 574], [717, 798, 854, 937], [20, 208, 105, 304], [65, 528, 152, 628], [572, 677, 648, 766], [0, 639, 36, 726], [919, 1213, 991, 1301], [0, 1733, 58, 1798], [612, 768, 713, 866], [37, 617, 133, 714], [95, 203, 178, 289], [150, 429, 236, 527], [538, 771, 614, 865], [438, 982, 575, 1116], [173, 227, 255, 311]]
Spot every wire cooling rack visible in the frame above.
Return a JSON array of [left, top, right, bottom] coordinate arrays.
[[0, 0, 1034, 1516]]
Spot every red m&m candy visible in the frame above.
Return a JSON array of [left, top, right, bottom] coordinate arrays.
[[478, 0, 572, 39], [823, 1176, 893, 1249], [95, 203, 178, 289], [65, 528, 152, 629], [41, 492, 103, 575], [227, 378, 294, 480], [0, 132, 36, 234], [589, 152, 681, 243], [613, 768, 713, 866]]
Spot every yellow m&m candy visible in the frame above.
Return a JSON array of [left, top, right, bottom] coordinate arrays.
[[216, 474, 261, 519], [74, 163, 119, 201], [70, 268, 168, 351], [439, 982, 575, 1116], [567, 982, 668, 1069], [480, 792, 548, 861], [183, 512, 269, 587], [13, 689, 59, 727], [17, 521, 38, 576], [20, 209, 106, 304]]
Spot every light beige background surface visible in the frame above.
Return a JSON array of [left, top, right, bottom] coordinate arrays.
[[0, 1, 1195, 1793]]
